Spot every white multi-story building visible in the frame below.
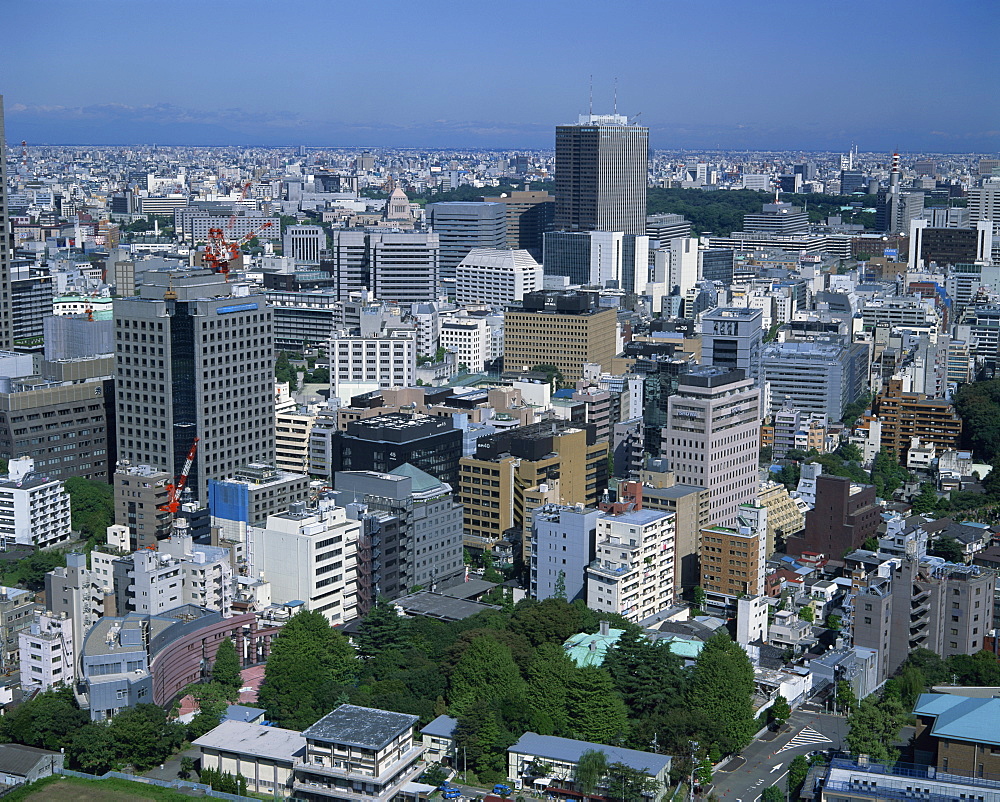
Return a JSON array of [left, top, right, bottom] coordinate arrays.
[[439, 313, 491, 372], [0, 458, 72, 549], [455, 248, 542, 307], [282, 225, 325, 264], [330, 328, 416, 401], [585, 509, 676, 622], [247, 499, 362, 625], [19, 611, 74, 692]]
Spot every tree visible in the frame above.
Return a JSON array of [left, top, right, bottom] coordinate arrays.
[[71, 724, 119, 774], [825, 614, 843, 631], [862, 536, 880, 552], [186, 682, 230, 739], [799, 605, 815, 623], [769, 695, 791, 728], [692, 585, 706, 610], [929, 536, 965, 563], [449, 636, 526, 713], [909, 483, 939, 514], [870, 449, 909, 498], [179, 756, 195, 780], [525, 642, 576, 735], [695, 756, 713, 788], [762, 786, 784, 802], [689, 633, 757, 754], [835, 442, 863, 463], [109, 704, 185, 770], [604, 762, 660, 802], [553, 571, 567, 601], [65, 476, 114, 549], [354, 598, 405, 660], [835, 679, 857, 714], [421, 762, 449, 786], [787, 754, 809, 797], [575, 749, 608, 796], [0, 687, 88, 751], [845, 694, 904, 763], [531, 364, 564, 388], [211, 637, 243, 701], [258, 610, 357, 730], [565, 667, 629, 744], [275, 351, 298, 391]]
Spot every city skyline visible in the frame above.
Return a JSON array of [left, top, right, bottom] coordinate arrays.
[[2, 0, 998, 152]]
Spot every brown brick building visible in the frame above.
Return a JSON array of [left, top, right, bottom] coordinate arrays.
[[788, 474, 881, 557]]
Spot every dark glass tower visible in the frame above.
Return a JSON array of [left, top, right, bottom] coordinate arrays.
[[554, 114, 649, 235]]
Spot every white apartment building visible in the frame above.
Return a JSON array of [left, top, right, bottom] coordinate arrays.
[[0, 458, 73, 549], [330, 328, 416, 401], [439, 314, 491, 372], [19, 611, 74, 692], [455, 248, 542, 307], [247, 499, 362, 625], [113, 531, 234, 617], [586, 509, 676, 622]]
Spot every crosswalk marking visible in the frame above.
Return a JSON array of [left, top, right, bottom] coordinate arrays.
[[776, 726, 831, 754]]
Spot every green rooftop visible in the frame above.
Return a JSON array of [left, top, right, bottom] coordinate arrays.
[[563, 628, 625, 668]]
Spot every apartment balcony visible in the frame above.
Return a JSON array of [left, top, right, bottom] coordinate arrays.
[[295, 745, 423, 786]]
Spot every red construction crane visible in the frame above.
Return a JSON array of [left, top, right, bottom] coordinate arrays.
[[201, 220, 274, 279], [159, 437, 199, 517]]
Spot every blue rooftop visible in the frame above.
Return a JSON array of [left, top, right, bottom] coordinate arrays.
[[913, 693, 1000, 745], [605, 509, 670, 526], [420, 714, 458, 739], [510, 732, 671, 777]]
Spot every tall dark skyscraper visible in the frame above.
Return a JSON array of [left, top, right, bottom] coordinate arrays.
[[0, 96, 13, 350], [554, 113, 649, 235]]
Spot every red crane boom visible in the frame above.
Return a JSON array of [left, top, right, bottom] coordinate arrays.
[[159, 437, 199, 516], [201, 220, 274, 280]]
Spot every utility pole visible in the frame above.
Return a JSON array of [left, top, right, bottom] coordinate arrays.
[[689, 740, 699, 802]]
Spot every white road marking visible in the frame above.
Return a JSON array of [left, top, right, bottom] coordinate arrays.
[[776, 726, 831, 754]]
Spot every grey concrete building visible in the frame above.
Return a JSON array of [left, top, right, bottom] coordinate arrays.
[[330, 231, 439, 304], [114, 269, 275, 503], [426, 202, 507, 290], [531, 505, 602, 602], [761, 338, 870, 419], [0, 97, 13, 351], [335, 463, 464, 601], [854, 555, 995, 685]]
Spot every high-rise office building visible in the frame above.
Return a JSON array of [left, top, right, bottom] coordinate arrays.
[[114, 269, 275, 503], [662, 367, 760, 529], [0, 97, 12, 350], [426, 202, 507, 290], [330, 231, 439, 303], [555, 114, 648, 235]]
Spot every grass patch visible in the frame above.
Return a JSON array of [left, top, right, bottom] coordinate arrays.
[[13, 774, 201, 801]]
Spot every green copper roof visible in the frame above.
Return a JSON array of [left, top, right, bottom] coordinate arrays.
[[389, 462, 444, 494], [562, 629, 625, 668]]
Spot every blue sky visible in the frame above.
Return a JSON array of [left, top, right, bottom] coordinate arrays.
[[2, 0, 998, 151]]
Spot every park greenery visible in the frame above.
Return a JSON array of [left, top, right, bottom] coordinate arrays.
[[255, 601, 756, 785], [65, 476, 115, 551]]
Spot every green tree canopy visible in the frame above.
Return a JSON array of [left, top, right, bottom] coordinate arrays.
[[355, 598, 406, 660], [575, 749, 609, 795], [211, 637, 243, 700], [525, 642, 577, 736], [564, 667, 629, 745], [258, 610, 357, 729], [845, 693, 905, 763], [65, 476, 114, 550], [449, 636, 526, 713], [688, 633, 756, 753]]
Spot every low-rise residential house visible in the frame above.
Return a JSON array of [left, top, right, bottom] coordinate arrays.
[[420, 715, 458, 766], [195, 719, 305, 797]]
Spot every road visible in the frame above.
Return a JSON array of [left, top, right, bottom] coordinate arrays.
[[712, 706, 848, 802]]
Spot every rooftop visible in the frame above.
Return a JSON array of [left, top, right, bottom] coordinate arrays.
[[194, 719, 305, 762], [562, 628, 626, 668], [302, 704, 419, 750], [913, 693, 1000, 745], [509, 732, 671, 776]]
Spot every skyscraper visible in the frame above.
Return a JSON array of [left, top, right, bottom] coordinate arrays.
[[0, 97, 12, 350], [662, 367, 760, 529], [114, 269, 275, 503], [554, 114, 649, 235]]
